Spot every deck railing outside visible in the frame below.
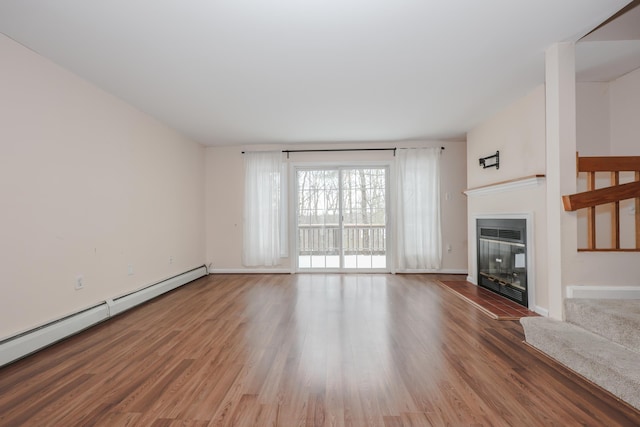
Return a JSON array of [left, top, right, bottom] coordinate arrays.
[[298, 224, 386, 255]]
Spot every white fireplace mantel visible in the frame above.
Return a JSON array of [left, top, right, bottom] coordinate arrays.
[[464, 174, 545, 197]]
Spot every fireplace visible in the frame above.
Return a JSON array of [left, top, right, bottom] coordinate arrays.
[[477, 218, 528, 306]]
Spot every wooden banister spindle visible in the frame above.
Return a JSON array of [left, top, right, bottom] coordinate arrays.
[[569, 155, 640, 251], [587, 171, 596, 250], [612, 171, 620, 249]]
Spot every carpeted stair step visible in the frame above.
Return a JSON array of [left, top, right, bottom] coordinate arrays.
[[564, 299, 640, 352], [520, 316, 640, 410]]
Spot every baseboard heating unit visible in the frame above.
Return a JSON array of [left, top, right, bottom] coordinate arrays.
[[0, 265, 207, 368]]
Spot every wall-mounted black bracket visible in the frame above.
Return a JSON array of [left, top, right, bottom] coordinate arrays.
[[479, 150, 500, 170]]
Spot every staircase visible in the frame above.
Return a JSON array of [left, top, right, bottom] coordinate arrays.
[[520, 299, 640, 409], [521, 155, 640, 409]]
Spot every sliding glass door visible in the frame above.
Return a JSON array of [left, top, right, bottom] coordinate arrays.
[[296, 166, 388, 271]]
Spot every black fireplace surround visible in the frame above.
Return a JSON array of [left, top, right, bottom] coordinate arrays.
[[477, 218, 528, 307]]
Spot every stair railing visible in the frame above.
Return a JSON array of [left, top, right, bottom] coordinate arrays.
[[562, 154, 640, 251]]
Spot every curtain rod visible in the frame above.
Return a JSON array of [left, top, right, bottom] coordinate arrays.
[[241, 147, 445, 157]]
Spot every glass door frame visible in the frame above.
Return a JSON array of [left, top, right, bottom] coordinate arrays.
[[292, 161, 391, 273]]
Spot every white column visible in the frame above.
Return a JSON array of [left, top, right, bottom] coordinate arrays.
[[545, 43, 578, 320]]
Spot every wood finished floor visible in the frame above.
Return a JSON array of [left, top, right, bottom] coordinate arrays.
[[1, 273, 639, 426]]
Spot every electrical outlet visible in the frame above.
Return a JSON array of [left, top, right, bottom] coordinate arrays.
[[446, 244, 452, 253], [169, 256, 173, 264], [75, 275, 84, 290], [128, 264, 134, 276]]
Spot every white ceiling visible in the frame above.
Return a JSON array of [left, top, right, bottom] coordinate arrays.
[[0, 0, 632, 146]]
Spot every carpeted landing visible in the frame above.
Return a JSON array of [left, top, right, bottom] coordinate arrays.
[[437, 280, 538, 320]]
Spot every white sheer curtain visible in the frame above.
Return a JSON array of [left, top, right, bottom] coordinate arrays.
[[243, 151, 284, 267], [395, 147, 442, 269]]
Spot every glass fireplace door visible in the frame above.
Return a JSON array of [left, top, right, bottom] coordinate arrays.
[[478, 238, 526, 291], [477, 218, 528, 306]]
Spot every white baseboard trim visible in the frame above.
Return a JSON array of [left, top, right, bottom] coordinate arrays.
[[0, 265, 207, 368], [566, 285, 640, 299], [396, 269, 468, 274], [534, 306, 549, 317], [211, 268, 467, 275], [466, 275, 476, 284], [0, 305, 109, 368], [108, 267, 207, 316], [210, 268, 292, 274]]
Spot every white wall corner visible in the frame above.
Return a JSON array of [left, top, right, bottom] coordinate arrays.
[[545, 41, 577, 320]]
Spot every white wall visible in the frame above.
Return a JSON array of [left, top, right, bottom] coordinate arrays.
[[610, 67, 640, 155], [0, 35, 205, 339], [575, 80, 640, 249], [576, 82, 610, 155], [567, 66, 640, 289], [467, 85, 546, 188], [610, 67, 640, 248], [576, 82, 612, 249], [466, 84, 548, 313], [205, 145, 254, 271], [206, 141, 468, 273]]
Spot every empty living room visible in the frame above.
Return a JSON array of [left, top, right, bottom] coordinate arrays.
[[1, 1, 640, 426]]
